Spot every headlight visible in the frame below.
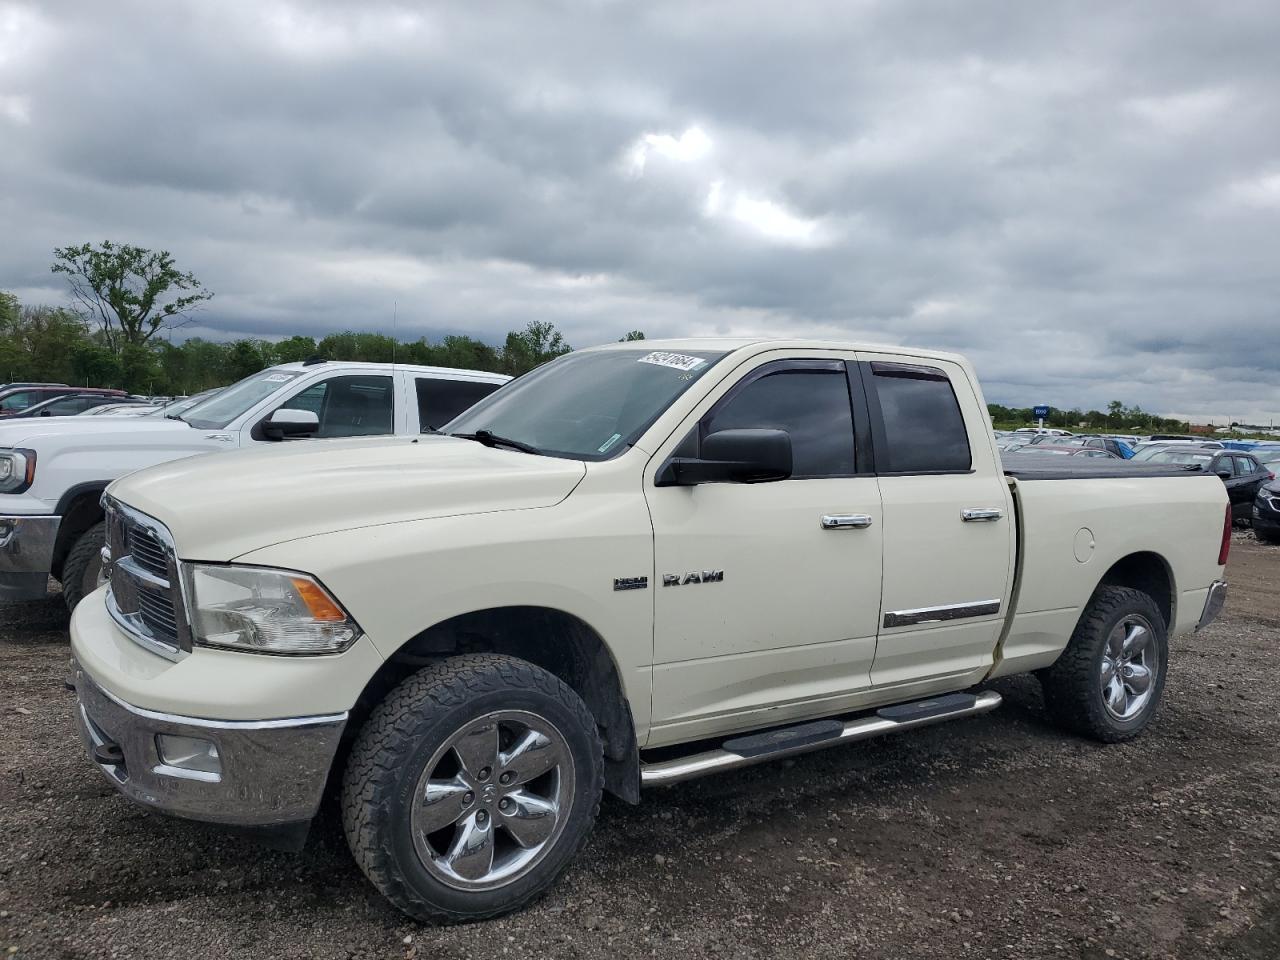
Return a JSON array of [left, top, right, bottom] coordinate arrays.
[[0, 448, 36, 493], [184, 563, 362, 655]]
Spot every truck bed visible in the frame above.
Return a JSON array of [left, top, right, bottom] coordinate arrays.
[[1001, 454, 1206, 481]]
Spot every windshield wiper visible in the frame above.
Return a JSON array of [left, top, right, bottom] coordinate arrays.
[[164, 413, 186, 422], [449, 430, 542, 455]]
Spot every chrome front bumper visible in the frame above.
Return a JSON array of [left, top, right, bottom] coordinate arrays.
[[0, 514, 59, 599], [70, 657, 347, 827], [1196, 580, 1228, 631]]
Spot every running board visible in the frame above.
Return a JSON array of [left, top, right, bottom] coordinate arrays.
[[639, 690, 1003, 787]]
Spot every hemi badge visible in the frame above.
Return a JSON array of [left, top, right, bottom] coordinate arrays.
[[613, 576, 649, 591]]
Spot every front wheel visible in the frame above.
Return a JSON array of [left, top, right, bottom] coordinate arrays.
[[61, 522, 106, 612], [341, 654, 603, 923], [1038, 586, 1169, 742]]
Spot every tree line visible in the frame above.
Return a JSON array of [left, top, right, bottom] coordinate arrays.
[[986, 401, 1189, 434], [0, 290, 588, 394], [2, 242, 1196, 431]]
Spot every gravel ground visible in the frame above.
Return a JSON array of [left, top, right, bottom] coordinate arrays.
[[1, 536, 1277, 959]]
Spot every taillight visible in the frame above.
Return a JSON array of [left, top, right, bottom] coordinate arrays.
[[1218, 503, 1231, 566]]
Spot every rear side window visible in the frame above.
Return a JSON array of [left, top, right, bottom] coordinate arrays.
[[867, 362, 971, 473], [416, 378, 502, 432], [701, 361, 856, 478], [1233, 456, 1258, 477]]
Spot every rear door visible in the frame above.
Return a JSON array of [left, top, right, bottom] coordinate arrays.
[[856, 354, 1015, 689]]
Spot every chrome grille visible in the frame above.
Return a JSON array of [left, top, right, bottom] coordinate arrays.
[[103, 497, 191, 660], [126, 527, 169, 578]]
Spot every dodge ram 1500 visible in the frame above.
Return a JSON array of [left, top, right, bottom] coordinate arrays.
[[68, 338, 1229, 923]]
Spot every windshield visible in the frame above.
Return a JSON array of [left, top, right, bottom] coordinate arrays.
[[444, 349, 727, 460], [183, 371, 302, 429], [1146, 450, 1214, 466]]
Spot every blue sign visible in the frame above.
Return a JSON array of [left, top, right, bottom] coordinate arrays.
[[1033, 405, 1050, 419]]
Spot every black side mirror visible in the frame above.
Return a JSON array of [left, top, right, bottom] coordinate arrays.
[[656, 428, 793, 486], [1216, 470, 1232, 481], [262, 408, 320, 440]]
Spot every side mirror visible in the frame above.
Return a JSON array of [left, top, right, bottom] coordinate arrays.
[[1216, 470, 1232, 481], [262, 408, 319, 440], [656, 429, 792, 486]]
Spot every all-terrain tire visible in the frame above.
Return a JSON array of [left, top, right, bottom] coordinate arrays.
[[1038, 585, 1169, 743], [62, 522, 106, 612], [341, 654, 603, 924]]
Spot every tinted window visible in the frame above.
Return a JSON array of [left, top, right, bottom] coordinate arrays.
[[417, 378, 502, 432], [278, 375, 394, 438], [42, 396, 96, 415], [0, 390, 44, 412], [702, 364, 855, 478], [1234, 456, 1259, 477], [869, 363, 971, 472]]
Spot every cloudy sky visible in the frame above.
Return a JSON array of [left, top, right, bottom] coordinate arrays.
[[2, 1, 1278, 422]]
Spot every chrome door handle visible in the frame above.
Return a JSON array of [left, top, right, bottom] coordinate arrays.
[[821, 514, 873, 529], [961, 508, 1003, 522]]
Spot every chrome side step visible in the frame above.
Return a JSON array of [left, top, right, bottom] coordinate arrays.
[[639, 690, 1003, 787]]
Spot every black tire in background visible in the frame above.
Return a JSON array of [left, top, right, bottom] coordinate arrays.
[[1038, 585, 1169, 743], [341, 653, 604, 924], [61, 522, 106, 612]]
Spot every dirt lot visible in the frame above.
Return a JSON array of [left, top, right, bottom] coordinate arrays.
[[2, 537, 1277, 960]]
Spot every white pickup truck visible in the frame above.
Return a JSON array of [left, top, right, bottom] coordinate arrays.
[[68, 338, 1230, 924], [0, 360, 507, 609]]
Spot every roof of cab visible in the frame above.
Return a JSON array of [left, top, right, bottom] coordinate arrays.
[[267, 360, 510, 381], [579, 337, 969, 366]]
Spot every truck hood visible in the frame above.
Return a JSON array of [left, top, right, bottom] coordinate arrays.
[[109, 435, 587, 560], [0, 415, 188, 447]]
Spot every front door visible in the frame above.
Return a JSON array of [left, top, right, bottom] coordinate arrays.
[[644, 355, 883, 746], [857, 354, 1015, 689]]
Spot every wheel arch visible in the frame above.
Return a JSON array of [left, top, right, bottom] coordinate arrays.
[[50, 481, 110, 581], [348, 605, 640, 804], [1094, 551, 1175, 630]]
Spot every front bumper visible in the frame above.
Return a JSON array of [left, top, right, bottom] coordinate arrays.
[[1196, 580, 1228, 632], [0, 513, 59, 599], [70, 656, 347, 827]]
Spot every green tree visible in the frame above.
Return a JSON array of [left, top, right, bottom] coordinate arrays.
[[501, 321, 571, 376], [52, 241, 213, 351], [272, 335, 318, 363], [619, 330, 646, 341]]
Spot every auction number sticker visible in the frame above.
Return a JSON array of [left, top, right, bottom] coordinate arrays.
[[263, 374, 293, 382], [638, 351, 708, 372]]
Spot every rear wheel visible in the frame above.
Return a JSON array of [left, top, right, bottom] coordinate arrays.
[[341, 654, 603, 923], [1038, 586, 1168, 742], [61, 522, 106, 612]]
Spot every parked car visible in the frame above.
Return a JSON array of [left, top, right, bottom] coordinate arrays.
[[1141, 448, 1270, 521], [1027, 435, 1133, 458], [0, 385, 126, 416], [79, 402, 162, 417], [0, 361, 509, 609], [1252, 480, 1280, 543], [7, 393, 151, 419], [69, 338, 1230, 924], [1011, 444, 1121, 459]]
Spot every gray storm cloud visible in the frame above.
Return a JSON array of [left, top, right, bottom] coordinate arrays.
[[1, 0, 1278, 421]]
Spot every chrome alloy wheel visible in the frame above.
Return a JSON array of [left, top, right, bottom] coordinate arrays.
[[411, 710, 575, 891], [1100, 615, 1158, 721]]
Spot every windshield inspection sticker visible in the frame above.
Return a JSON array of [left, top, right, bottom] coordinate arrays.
[[638, 351, 707, 372], [597, 432, 623, 454]]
